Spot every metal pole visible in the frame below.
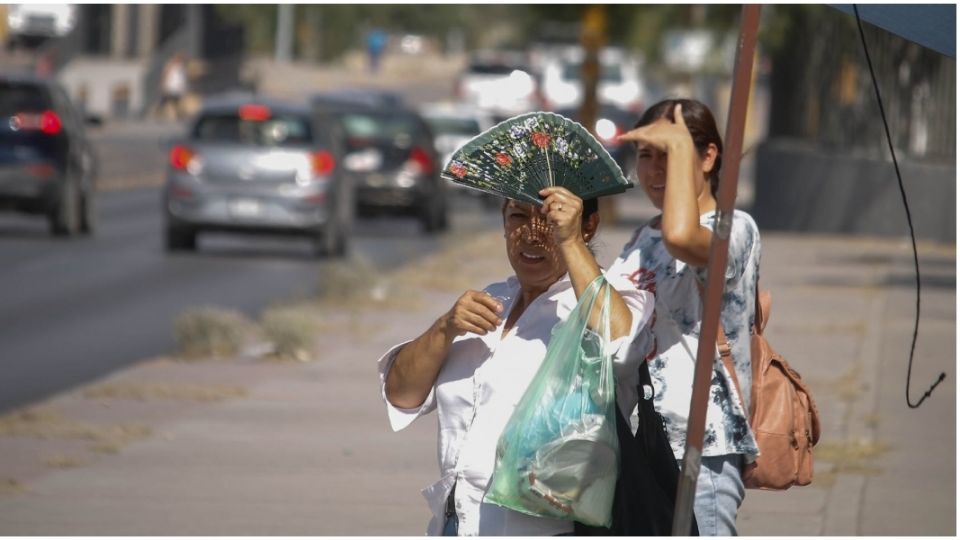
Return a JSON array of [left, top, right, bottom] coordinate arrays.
[[275, 4, 294, 63], [671, 4, 761, 536]]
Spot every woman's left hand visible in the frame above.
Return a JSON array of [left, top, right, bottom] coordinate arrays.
[[538, 186, 583, 248]]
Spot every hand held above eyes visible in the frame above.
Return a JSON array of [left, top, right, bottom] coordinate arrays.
[[617, 103, 695, 153]]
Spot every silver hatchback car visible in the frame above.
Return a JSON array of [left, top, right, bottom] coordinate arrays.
[[163, 98, 352, 257]]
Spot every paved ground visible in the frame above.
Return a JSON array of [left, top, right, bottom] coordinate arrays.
[[0, 189, 954, 535]]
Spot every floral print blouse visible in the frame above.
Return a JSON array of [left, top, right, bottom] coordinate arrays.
[[606, 209, 761, 461]]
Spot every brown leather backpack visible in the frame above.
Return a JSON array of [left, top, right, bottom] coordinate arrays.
[[716, 287, 821, 490]]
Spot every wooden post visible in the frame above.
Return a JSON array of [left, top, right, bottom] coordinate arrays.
[[579, 5, 618, 222], [671, 4, 761, 536]]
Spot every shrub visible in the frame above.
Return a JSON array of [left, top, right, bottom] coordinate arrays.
[[174, 307, 251, 360]]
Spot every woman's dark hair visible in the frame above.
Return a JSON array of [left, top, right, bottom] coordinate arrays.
[[634, 98, 724, 197]]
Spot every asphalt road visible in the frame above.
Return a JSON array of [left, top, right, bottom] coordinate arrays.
[[0, 182, 500, 414]]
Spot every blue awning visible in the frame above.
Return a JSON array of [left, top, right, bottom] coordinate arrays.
[[830, 4, 955, 57]]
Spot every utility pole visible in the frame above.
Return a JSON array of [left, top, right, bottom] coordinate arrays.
[[579, 5, 618, 222], [275, 4, 294, 63], [671, 4, 762, 536]]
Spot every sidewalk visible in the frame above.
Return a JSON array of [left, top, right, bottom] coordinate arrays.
[[0, 193, 954, 535]]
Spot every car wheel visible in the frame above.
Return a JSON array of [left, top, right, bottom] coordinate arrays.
[[49, 178, 81, 237], [165, 225, 197, 252], [420, 195, 448, 234], [79, 190, 95, 235]]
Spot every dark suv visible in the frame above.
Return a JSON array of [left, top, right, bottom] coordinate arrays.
[[0, 75, 98, 236], [312, 95, 448, 234]]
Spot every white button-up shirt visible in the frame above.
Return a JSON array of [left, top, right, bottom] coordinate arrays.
[[377, 274, 653, 536]]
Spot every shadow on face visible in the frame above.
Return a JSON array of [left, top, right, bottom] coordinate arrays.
[[502, 200, 566, 293]]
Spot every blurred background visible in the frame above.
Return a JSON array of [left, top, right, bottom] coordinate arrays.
[[0, 0, 955, 433], [0, 4, 954, 535]]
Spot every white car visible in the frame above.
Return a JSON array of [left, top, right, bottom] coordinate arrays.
[[455, 51, 540, 121], [541, 47, 645, 113], [6, 4, 76, 43], [420, 103, 496, 196]]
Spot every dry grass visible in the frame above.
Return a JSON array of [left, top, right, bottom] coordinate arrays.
[[812, 469, 838, 488], [83, 383, 247, 403], [829, 364, 866, 402], [0, 406, 151, 453], [173, 307, 253, 360], [260, 306, 323, 362], [0, 478, 25, 495], [815, 438, 890, 477], [44, 456, 86, 469], [862, 413, 881, 429]]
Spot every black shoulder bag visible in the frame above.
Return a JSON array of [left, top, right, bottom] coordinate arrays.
[[575, 360, 699, 536]]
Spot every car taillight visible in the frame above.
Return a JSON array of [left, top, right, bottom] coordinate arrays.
[[40, 111, 62, 135], [12, 110, 62, 135], [312, 150, 336, 176], [239, 104, 271, 121], [169, 145, 196, 171], [406, 147, 434, 175]]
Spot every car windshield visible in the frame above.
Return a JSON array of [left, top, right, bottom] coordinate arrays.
[[192, 113, 312, 147], [425, 117, 481, 137], [0, 82, 51, 115], [340, 112, 420, 145], [562, 62, 623, 83]]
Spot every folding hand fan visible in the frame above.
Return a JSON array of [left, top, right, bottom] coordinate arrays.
[[441, 112, 633, 205]]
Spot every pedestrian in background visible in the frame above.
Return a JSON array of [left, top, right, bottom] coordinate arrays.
[[608, 98, 761, 535], [158, 51, 188, 121], [366, 28, 387, 74], [378, 189, 653, 535]]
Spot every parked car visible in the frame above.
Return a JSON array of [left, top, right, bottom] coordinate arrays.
[[312, 96, 449, 234], [0, 74, 98, 236], [555, 104, 638, 177], [455, 50, 540, 122], [162, 97, 352, 257], [541, 47, 645, 113]]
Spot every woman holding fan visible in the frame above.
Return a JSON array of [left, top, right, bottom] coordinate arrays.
[[376, 114, 653, 535]]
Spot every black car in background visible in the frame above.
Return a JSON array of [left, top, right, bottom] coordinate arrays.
[[163, 97, 353, 257], [0, 74, 98, 236], [312, 94, 448, 234]]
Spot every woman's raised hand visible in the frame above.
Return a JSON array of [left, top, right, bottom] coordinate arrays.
[[618, 103, 694, 154], [440, 291, 504, 340], [538, 186, 583, 247]]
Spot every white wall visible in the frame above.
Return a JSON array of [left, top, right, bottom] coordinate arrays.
[[58, 57, 147, 118]]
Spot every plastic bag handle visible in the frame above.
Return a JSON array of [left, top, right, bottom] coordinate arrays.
[[578, 275, 613, 407]]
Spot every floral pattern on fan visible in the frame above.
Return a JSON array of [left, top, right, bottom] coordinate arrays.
[[442, 112, 633, 205]]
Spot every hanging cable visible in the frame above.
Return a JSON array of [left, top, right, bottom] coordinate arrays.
[[853, 4, 945, 408]]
